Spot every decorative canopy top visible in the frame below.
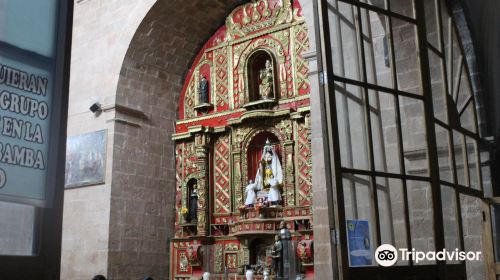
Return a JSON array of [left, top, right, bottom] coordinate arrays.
[[226, 0, 294, 40]]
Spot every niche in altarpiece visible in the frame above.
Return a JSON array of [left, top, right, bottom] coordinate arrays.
[[246, 49, 279, 103]]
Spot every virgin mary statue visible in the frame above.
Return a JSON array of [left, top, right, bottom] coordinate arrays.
[[254, 139, 283, 204]]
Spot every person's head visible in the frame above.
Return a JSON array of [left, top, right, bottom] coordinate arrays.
[[265, 60, 271, 68], [249, 179, 253, 184], [92, 275, 106, 280], [275, 234, 280, 241]]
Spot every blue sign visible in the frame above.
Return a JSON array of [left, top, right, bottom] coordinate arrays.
[[347, 219, 373, 266]]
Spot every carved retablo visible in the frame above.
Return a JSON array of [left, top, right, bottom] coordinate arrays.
[[171, 0, 313, 279]]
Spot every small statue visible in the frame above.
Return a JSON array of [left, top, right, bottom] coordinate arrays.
[[189, 184, 198, 222], [256, 196, 267, 208], [245, 180, 257, 207], [263, 270, 270, 280], [199, 75, 209, 104], [245, 268, 254, 280], [267, 174, 281, 206], [258, 60, 273, 99], [271, 234, 283, 278]]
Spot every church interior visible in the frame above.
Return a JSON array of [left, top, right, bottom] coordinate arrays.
[[1, 0, 500, 279]]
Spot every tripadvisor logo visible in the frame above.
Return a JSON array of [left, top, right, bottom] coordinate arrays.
[[375, 244, 398, 267], [375, 244, 482, 267]]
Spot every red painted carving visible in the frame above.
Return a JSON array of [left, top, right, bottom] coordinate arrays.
[[214, 134, 231, 214]]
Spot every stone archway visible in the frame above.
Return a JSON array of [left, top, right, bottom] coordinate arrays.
[[110, 2, 250, 279]]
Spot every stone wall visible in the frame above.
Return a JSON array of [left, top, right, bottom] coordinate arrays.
[[61, 0, 156, 279]]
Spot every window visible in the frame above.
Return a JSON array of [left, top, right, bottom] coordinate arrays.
[[320, 0, 485, 278]]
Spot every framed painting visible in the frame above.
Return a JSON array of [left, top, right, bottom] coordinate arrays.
[[64, 130, 106, 188]]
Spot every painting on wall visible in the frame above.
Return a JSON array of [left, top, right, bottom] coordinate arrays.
[[65, 130, 106, 188]]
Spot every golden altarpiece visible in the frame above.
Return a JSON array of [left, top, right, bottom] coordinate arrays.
[[171, 1, 313, 278]]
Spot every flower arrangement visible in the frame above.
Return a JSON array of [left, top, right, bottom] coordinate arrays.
[[181, 207, 189, 216]]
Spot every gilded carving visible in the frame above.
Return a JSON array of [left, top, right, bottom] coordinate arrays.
[[226, 0, 292, 40], [235, 37, 286, 67], [236, 36, 288, 104], [184, 78, 196, 119], [172, 0, 313, 278], [214, 133, 231, 213], [176, 146, 184, 227], [195, 133, 210, 235], [292, 23, 310, 96], [233, 41, 251, 70], [226, 253, 238, 269], [214, 47, 229, 110], [238, 242, 250, 266], [276, 119, 293, 140], [214, 244, 223, 273], [225, 243, 239, 251], [233, 127, 251, 149], [293, 3, 305, 22], [296, 116, 312, 206], [179, 252, 189, 272]]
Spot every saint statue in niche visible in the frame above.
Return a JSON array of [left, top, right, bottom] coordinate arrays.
[[189, 184, 198, 222], [199, 75, 209, 104], [258, 60, 273, 100], [254, 139, 282, 204]]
